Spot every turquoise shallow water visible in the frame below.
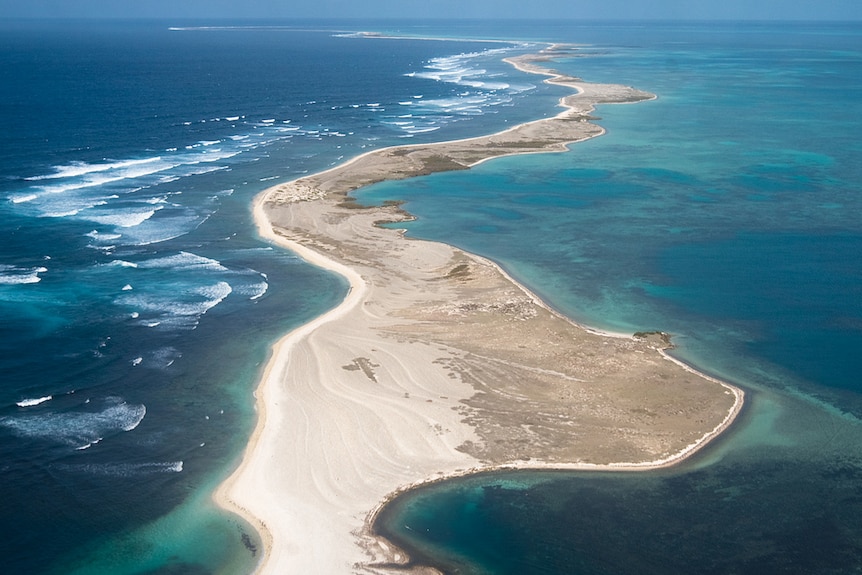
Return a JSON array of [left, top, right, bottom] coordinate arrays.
[[360, 21, 862, 575]]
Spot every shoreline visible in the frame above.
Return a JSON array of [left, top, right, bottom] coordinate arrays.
[[215, 41, 743, 574]]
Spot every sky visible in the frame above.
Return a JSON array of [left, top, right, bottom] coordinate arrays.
[[0, 0, 860, 21]]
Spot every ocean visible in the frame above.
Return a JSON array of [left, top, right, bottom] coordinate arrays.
[[1, 18, 861, 575]]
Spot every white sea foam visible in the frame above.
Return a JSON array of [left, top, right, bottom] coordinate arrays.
[[404, 126, 441, 134], [35, 194, 115, 218], [12, 146, 243, 226], [234, 277, 269, 300], [118, 211, 211, 246], [16, 396, 53, 407], [0, 397, 146, 449], [195, 281, 233, 307], [25, 157, 163, 181], [138, 251, 228, 272], [33, 161, 184, 196], [118, 279, 232, 329], [152, 281, 232, 322], [107, 260, 138, 268], [401, 47, 533, 128], [0, 265, 48, 285], [83, 206, 162, 228], [149, 346, 181, 368], [86, 231, 123, 242]]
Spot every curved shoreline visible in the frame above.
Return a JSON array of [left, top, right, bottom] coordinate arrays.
[[215, 41, 743, 574]]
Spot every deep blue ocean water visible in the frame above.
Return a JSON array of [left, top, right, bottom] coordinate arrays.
[[1, 18, 861, 575], [0, 20, 559, 574]]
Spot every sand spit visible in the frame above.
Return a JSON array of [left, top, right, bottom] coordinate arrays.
[[216, 43, 743, 574]]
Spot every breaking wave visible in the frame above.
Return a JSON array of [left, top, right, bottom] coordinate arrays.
[[16, 396, 53, 407], [0, 397, 146, 450], [0, 265, 48, 285]]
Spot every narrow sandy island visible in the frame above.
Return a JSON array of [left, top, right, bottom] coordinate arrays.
[[216, 44, 744, 574]]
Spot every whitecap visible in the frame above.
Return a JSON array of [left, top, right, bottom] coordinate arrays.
[[16, 396, 53, 408], [194, 281, 233, 305], [404, 126, 441, 134], [0, 397, 146, 449], [32, 161, 182, 196], [120, 280, 232, 330], [25, 157, 163, 181], [83, 206, 162, 228], [0, 265, 47, 285], [43, 209, 81, 218], [137, 251, 228, 272], [234, 279, 268, 301], [86, 230, 123, 241], [106, 260, 138, 268], [117, 211, 211, 246], [149, 346, 181, 368]]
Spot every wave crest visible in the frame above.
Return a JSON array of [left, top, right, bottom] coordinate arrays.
[[0, 397, 146, 450]]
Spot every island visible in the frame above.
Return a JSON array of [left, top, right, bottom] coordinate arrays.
[[215, 44, 743, 574]]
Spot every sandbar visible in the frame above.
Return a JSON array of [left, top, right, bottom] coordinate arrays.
[[215, 43, 743, 574]]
